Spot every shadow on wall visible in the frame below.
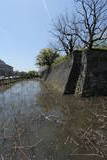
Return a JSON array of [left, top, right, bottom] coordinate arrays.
[[64, 52, 82, 94]]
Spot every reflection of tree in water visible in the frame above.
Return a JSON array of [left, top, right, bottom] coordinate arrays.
[[0, 113, 43, 159], [0, 81, 107, 159], [0, 112, 60, 160]]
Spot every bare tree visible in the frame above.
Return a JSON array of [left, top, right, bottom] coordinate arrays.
[[51, 14, 78, 55], [74, 0, 107, 49]]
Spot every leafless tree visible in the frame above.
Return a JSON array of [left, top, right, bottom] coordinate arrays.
[[51, 14, 78, 55], [74, 0, 107, 49]]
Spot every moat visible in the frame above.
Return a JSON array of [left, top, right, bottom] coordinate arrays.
[[0, 80, 107, 160]]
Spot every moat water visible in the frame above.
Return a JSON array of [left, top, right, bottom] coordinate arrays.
[[0, 80, 107, 160]]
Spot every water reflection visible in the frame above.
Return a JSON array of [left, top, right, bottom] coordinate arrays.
[[37, 86, 107, 160], [0, 80, 107, 160]]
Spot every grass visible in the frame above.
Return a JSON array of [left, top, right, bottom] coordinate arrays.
[[53, 55, 71, 65], [91, 47, 107, 51], [48, 47, 107, 67], [37, 89, 107, 159], [52, 47, 107, 66]]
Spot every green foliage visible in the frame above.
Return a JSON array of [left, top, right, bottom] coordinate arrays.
[[91, 47, 107, 51], [19, 72, 27, 78], [26, 71, 39, 78], [53, 55, 71, 65], [16, 71, 39, 79], [36, 48, 60, 67]]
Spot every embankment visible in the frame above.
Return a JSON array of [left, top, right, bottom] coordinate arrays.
[[41, 49, 107, 97], [41, 52, 81, 94]]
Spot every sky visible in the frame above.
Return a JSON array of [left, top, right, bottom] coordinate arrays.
[[0, 0, 74, 71]]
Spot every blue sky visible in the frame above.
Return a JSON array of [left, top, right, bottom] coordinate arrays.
[[0, 0, 74, 71]]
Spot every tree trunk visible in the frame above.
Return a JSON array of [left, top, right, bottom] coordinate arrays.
[[88, 42, 93, 50]]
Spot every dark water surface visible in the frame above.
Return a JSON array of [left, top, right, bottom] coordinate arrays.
[[0, 80, 107, 160]]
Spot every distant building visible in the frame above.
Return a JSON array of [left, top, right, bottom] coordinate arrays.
[[0, 60, 13, 76]]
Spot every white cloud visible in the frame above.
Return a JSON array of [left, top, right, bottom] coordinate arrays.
[[42, 0, 51, 20]]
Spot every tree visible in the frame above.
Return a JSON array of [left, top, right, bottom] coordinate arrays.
[[36, 48, 60, 67], [74, 0, 107, 49], [20, 71, 27, 78], [51, 14, 78, 55], [27, 71, 39, 78]]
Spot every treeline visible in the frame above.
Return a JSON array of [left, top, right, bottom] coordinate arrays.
[[36, 0, 107, 67], [14, 71, 39, 79]]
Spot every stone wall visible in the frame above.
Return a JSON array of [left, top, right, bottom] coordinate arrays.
[[41, 49, 107, 97], [41, 52, 81, 94], [75, 49, 107, 96], [42, 59, 73, 93]]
